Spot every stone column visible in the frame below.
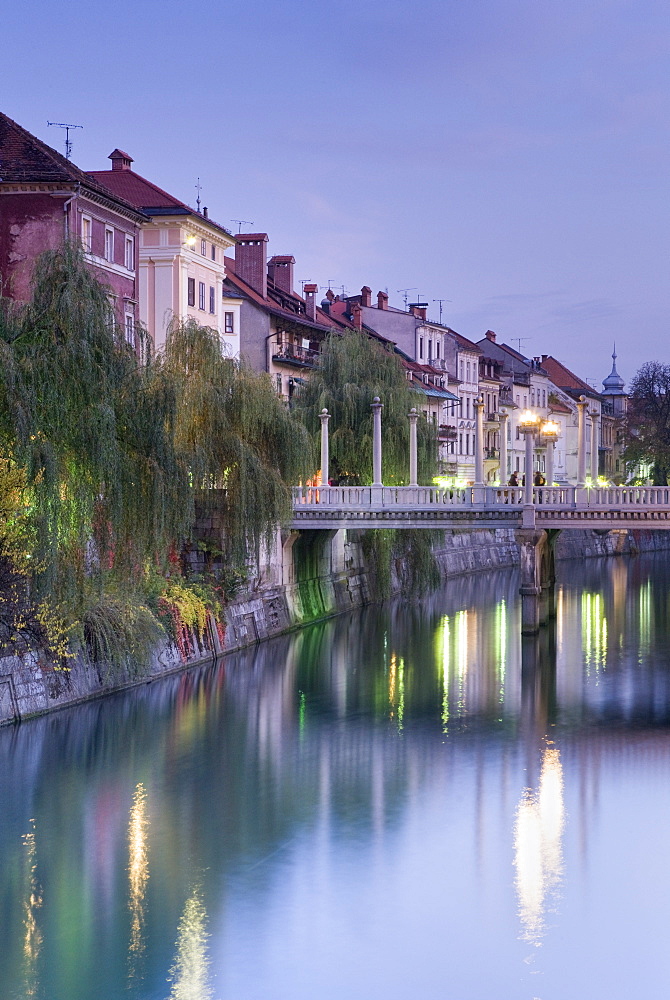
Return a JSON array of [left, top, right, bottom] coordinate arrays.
[[546, 438, 555, 487], [515, 528, 546, 635], [590, 410, 599, 483], [475, 396, 485, 485], [577, 395, 588, 486], [371, 396, 383, 487], [319, 408, 330, 487], [524, 429, 535, 505], [408, 407, 418, 486], [499, 412, 508, 484]]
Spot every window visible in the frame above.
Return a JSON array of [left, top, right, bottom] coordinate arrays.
[[276, 374, 282, 394], [459, 433, 463, 453], [187, 278, 196, 307], [125, 236, 134, 270], [466, 362, 471, 382], [428, 340, 432, 361], [223, 312, 234, 334], [124, 311, 134, 346], [209, 286, 215, 314], [104, 228, 114, 262], [201, 239, 207, 256], [419, 337, 423, 360], [211, 244, 216, 261], [198, 282, 206, 310], [81, 216, 92, 252]]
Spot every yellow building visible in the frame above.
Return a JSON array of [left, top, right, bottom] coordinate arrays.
[[90, 151, 236, 354]]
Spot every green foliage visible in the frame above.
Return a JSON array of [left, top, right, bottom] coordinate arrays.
[[361, 528, 442, 599], [295, 331, 437, 484], [624, 361, 670, 484], [160, 318, 313, 559], [0, 244, 311, 666]]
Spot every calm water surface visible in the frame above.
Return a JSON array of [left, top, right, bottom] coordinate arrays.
[[2, 555, 670, 999]]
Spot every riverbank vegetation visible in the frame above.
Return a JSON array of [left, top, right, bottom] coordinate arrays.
[[0, 244, 312, 670]]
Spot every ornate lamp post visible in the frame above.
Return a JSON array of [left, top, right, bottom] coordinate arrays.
[[540, 419, 560, 487], [518, 409, 541, 505]]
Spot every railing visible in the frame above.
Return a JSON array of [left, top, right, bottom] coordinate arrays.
[[292, 485, 670, 511], [272, 343, 320, 366]]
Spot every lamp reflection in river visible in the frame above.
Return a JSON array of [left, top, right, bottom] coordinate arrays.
[[581, 592, 608, 673], [22, 818, 42, 998], [167, 888, 214, 1000], [514, 741, 565, 944], [388, 652, 405, 732], [128, 782, 149, 983]]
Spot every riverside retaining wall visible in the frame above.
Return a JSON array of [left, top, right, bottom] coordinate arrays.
[[1, 526, 668, 725]]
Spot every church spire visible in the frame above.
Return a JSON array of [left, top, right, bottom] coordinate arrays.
[[602, 342, 625, 394]]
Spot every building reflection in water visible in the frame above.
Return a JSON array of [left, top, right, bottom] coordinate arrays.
[[514, 740, 565, 945], [167, 888, 213, 1000], [22, 818, 42, 998], [127, 782, 149, 984]]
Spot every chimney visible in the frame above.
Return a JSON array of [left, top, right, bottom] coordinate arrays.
[[108, 149, 133, 171], [351, 302, 363, 329], [377, 290, 388, 310], [485, 330, 496, 342], [410, 305, 427, 321], [203, 206, 208, 219], [304, 283, 318, 322], [361, 285, 372, 307], [267, 255, 295, 295], [235, 233, 269, 297]]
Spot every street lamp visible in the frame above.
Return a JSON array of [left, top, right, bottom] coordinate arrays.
[[540, 419, 560, 487], [518, 410, 541, 505]]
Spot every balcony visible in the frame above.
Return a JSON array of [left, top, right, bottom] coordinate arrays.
[[272, 343, 320, 369], [438, 424, 458, 441], [485, 448, 499, 460]]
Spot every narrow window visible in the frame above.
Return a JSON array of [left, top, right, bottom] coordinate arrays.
[[124, 311, 134, 346], [81, 216, 92, 252], [209, 286, 215, 314], [419, 337, 423, 359], [201, 239, 207, 256], [276, 374, 282, 394], [125, 236, 134, 270], [224, 311, 234, 334], [211, 244, 216, 261], [187, 278, 195, 307], [198, 282, 206, 310], [104, 228, 114, 262]]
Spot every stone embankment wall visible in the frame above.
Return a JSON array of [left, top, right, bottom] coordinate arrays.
[[1, 525, 668, 726]]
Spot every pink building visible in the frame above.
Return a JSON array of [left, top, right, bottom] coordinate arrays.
[[0, 112, 146, 346]]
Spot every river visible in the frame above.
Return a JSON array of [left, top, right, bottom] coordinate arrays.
[[1, 553, 670, 999]]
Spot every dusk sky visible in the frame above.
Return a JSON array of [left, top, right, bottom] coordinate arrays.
[[5, 0, 669, 386]]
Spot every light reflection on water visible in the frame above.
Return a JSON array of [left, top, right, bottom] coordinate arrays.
[[1, 555, 670, 998]]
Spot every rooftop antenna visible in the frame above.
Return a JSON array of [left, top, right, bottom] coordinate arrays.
[[511, 337, 530, 355], [47, 121, 82, 160], [397, 287, 417, 308], [432, 298, 452, 324], [300, 279, 312, 295], [195, 177, 202, 213], [231, 219, 254, 233]]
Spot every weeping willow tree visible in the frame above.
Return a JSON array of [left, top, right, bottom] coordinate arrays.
[[0, 244, 312, 668], [295, 331, 442, 596], [160, 318, 313, 562], [294, 330, 437, 484]]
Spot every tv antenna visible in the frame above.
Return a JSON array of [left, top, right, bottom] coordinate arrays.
[[47, 121, 82, 160], [511, 337, 530, 355], [432, 298, 452, 324], [397, 287, 417, 308], [231, 219, 254, 233], [300, 279, 313, 295], [195, 177, 202, 213]]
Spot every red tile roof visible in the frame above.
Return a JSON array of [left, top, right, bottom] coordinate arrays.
[[224, 257, 343, 333], [0, 112, 142, 217], [541, 355, 595, 395], [89, 165, 233, 238]]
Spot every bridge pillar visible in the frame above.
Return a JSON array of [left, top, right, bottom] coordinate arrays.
[[515, 528, 549, 635]]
